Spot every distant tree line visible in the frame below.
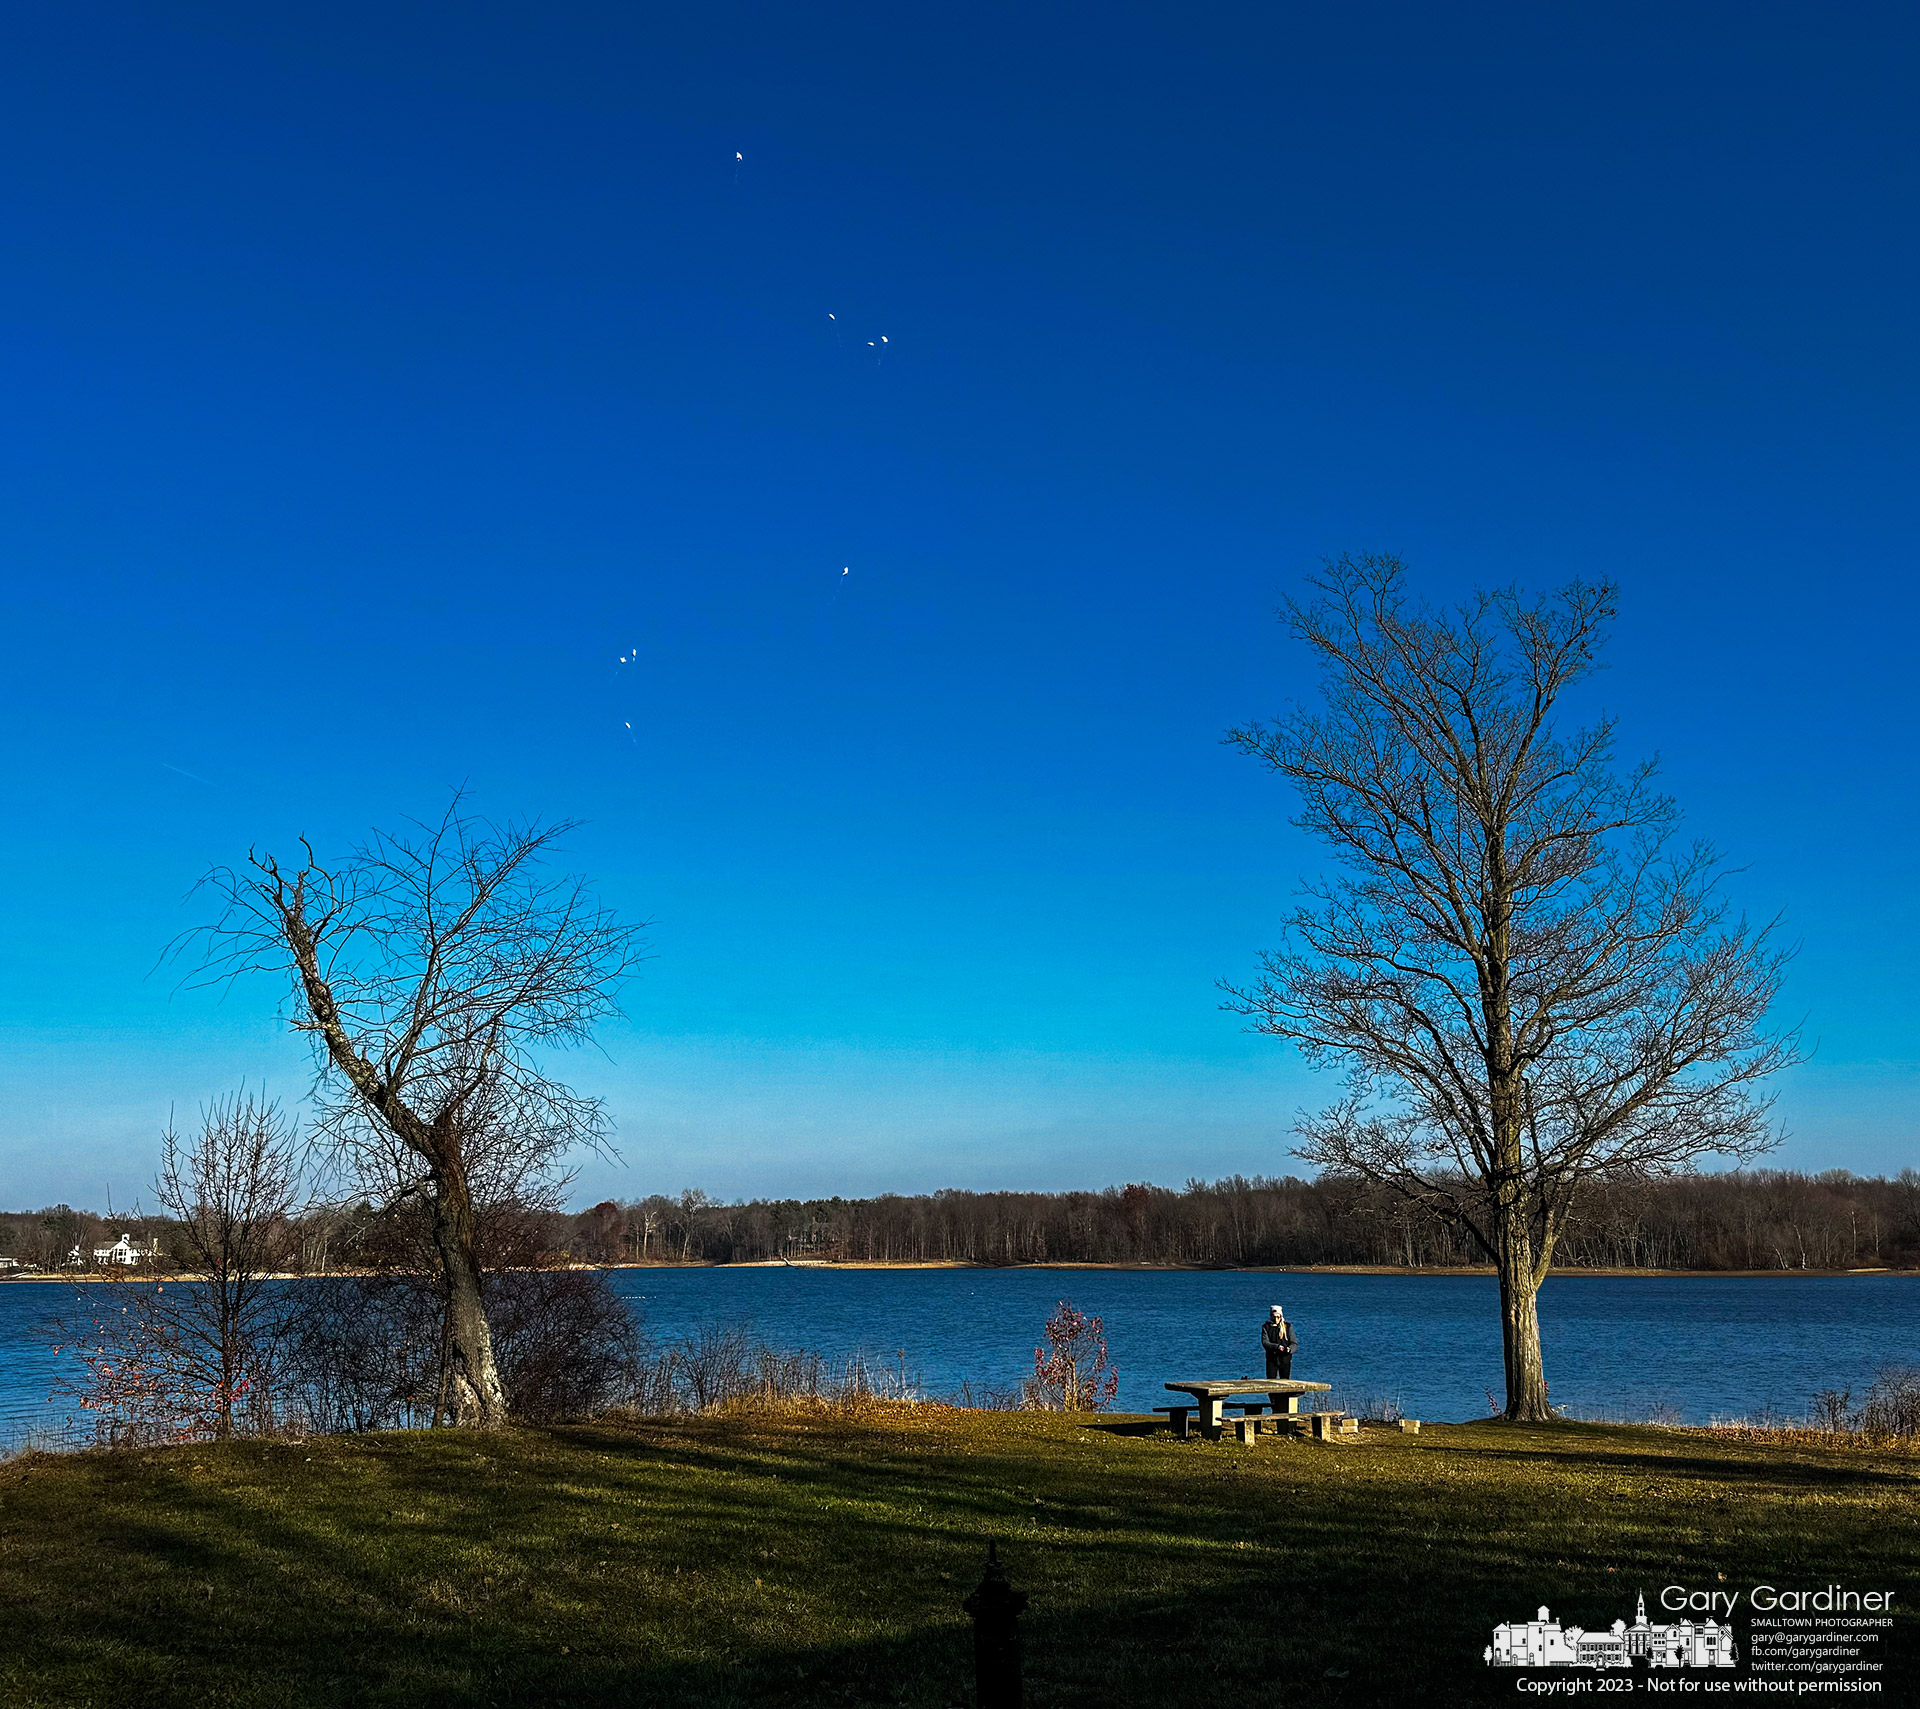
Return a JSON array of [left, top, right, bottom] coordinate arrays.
[[552, 1170, 1920, 1273], [11, 1168, 1916, 1280]]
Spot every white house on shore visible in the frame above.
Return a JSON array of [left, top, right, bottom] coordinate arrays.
[[86, 1234, 157, 1266]]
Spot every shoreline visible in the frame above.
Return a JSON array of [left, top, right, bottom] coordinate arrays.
[[698, 1260, 1913, 1278], [6, 1262, 1910, 1283]]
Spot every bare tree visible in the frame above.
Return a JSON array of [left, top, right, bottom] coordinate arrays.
[[1222, 556, 1798, 1420], [188, 800, 643, 1427], [57, 1092, 300, 1443], [155, 1091, 302, 1437]]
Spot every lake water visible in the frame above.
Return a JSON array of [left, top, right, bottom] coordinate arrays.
[[4, 1268, 1915, 1449]]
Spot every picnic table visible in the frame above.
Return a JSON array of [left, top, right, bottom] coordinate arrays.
[[1160, 1379, 1333, 1440]]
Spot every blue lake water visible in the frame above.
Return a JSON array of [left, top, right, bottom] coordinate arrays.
[[4, 1268, 1915, 1449]]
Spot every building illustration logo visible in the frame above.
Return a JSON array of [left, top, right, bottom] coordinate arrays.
[[1486, 1591, 1737, 1669]]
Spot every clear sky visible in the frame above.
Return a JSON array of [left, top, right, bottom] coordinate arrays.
[[2, 3, 1916, 1210]]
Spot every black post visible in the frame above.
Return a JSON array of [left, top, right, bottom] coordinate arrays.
[[962, 1541, 1029, 1708]]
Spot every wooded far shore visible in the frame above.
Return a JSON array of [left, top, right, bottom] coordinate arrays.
[[8, 1261, 1914, 1283], [10, 1167, 1915, 1275]]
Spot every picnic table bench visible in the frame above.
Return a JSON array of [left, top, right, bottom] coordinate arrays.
[[1161, 1379, 1333, 1441]]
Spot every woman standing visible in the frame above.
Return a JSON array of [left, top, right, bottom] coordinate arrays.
[[1261, 1304, 1296, 1379]]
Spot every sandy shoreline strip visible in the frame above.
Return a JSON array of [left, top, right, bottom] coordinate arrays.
[[6, 1262, 1908, 1283]]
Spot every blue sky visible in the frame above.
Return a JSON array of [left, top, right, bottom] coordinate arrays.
[[2, 2, 1916, 1209]]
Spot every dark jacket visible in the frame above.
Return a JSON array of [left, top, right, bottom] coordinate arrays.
[[1260, 1320, 1297, 1354]]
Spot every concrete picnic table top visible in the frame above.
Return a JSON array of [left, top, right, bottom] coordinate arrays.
[[1163, 1379, 1333, 1433]]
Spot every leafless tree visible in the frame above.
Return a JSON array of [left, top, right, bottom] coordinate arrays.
[[1221, 555, 1798, 1420], [186, 799, 644, 1427], [57, 1092, 300, 1443], [154, 1091, 302, 1436]]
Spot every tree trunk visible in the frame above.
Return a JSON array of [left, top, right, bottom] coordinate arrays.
[[1482, 882, 1554, 1421], [429, 1163, 509, 1428], [1495, 1195, 1553, 1421], [217, 1308, 238, 1440]]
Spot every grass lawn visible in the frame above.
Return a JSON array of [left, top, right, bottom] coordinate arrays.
[[0, 1407, 1914, 1707]]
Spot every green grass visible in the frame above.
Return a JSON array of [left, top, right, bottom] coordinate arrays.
[[0, 1408, 1914, 1706]]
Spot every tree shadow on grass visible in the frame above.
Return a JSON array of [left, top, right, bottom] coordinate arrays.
[[1435, 1439, 1920, 1493], [3, 1418, 1914, 1708], [0, 1521, 1607, 1708]]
